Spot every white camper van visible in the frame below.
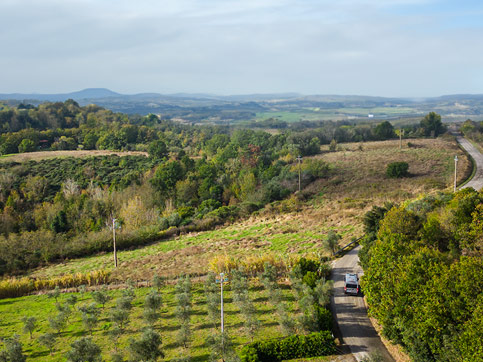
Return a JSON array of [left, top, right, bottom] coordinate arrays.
[[344, 273, 359, 295]]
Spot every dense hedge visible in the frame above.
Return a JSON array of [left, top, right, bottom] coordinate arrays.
[[360, 189, 483, 362], [240, 331, 336, 362]]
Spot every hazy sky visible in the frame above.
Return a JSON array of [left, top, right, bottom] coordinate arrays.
[[1, 0, 482, 97]]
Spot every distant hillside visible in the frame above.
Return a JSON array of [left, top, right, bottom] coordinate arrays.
[[0, 88, 120, 102], [1, 89, 483, 122]]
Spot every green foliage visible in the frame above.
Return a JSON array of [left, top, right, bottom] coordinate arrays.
[[78, 303, 100, 335], [322, 231, 341, 255], [231, 269, 260, 340], [329, 139, 337, 152], [239, 331, 336, 362], [91, 288, 111, 309], [204, 272, 219, 329], [420, 112, 447, 137], [292, 257, 320, 278], [127, 328, 164, 362], [374, 121, 395, 140], [361, 189, 483, 362], [0, 336, 26, 362], [152, 274, 164, 291], [65, 337, 102, 362], [20, 316, 36, 339], [205, 332, 239, 362], [386, 161, 409, 178], [175, 275, 192, 348], [17, 139, 35, 153], [38, 333, 57, 355], [148, 140, 168, 160], [143, 290, 162, 326]]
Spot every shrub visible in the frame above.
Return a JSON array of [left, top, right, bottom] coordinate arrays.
[[66, 337, 102, 362], [127, 328, 164, 362], [386, 162, 409, 178], [239, 331, 336, 362], [0, 335, 26, 362], [292, 257, 320, 280]]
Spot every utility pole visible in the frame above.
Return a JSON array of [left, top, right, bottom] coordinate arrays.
[[454, 155, 458, 192], [399, 129, 404, 149], [297, 155, 302, 192]]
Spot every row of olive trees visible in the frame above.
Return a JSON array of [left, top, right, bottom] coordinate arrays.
[[3, 277, 165, 362]]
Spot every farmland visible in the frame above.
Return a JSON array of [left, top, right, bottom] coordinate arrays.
[[27, 138, 470, 283], [0, 101, 474, 361], [0, 279, 301, 361]]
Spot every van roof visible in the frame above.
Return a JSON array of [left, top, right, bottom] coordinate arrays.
[[345, 273, 358, 282]]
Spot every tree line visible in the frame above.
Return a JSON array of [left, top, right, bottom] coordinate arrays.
[[360, 189, 482, 362]]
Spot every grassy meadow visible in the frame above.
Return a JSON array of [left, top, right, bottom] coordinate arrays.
[[27, 137, 470, 284]]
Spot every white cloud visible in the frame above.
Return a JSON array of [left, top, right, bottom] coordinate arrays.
[[0, 0, 482, 96]]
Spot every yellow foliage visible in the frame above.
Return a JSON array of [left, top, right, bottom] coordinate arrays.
[[0, 270, 110, 299]]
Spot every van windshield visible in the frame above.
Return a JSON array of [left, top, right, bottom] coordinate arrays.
[[346, 284, 358, 289]]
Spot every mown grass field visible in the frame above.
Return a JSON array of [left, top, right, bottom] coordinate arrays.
[[26, 138, 470, 284], [0, 280, 308, 361]]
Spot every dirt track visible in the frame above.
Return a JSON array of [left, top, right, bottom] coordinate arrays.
[[331, 245, 394, 362]]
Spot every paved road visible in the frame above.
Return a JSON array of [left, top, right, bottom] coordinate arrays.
[[331, 245, 394, 362], [456, 136, 483, 191]]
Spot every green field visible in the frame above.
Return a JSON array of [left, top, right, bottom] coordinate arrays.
[[254, 107, 418, 123], [0, 279, 320, 361]]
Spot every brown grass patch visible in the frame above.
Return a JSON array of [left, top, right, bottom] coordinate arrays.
[[27, 138, 471, 283], [0, 150, 148, 162]]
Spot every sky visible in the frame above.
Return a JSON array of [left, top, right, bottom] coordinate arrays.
[[0, 0, 482, 97]]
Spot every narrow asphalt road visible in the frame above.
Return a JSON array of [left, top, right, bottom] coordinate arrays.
[[456, 136, 483, 191], [331, 245, 395, 362]]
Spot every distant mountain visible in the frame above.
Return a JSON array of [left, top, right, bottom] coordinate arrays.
[[0, 88, 121, 102]]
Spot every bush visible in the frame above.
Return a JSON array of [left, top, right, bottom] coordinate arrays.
[[292, 257, 320, 279], [239, 331, 336, 362], [386, 162, 409, 178]]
